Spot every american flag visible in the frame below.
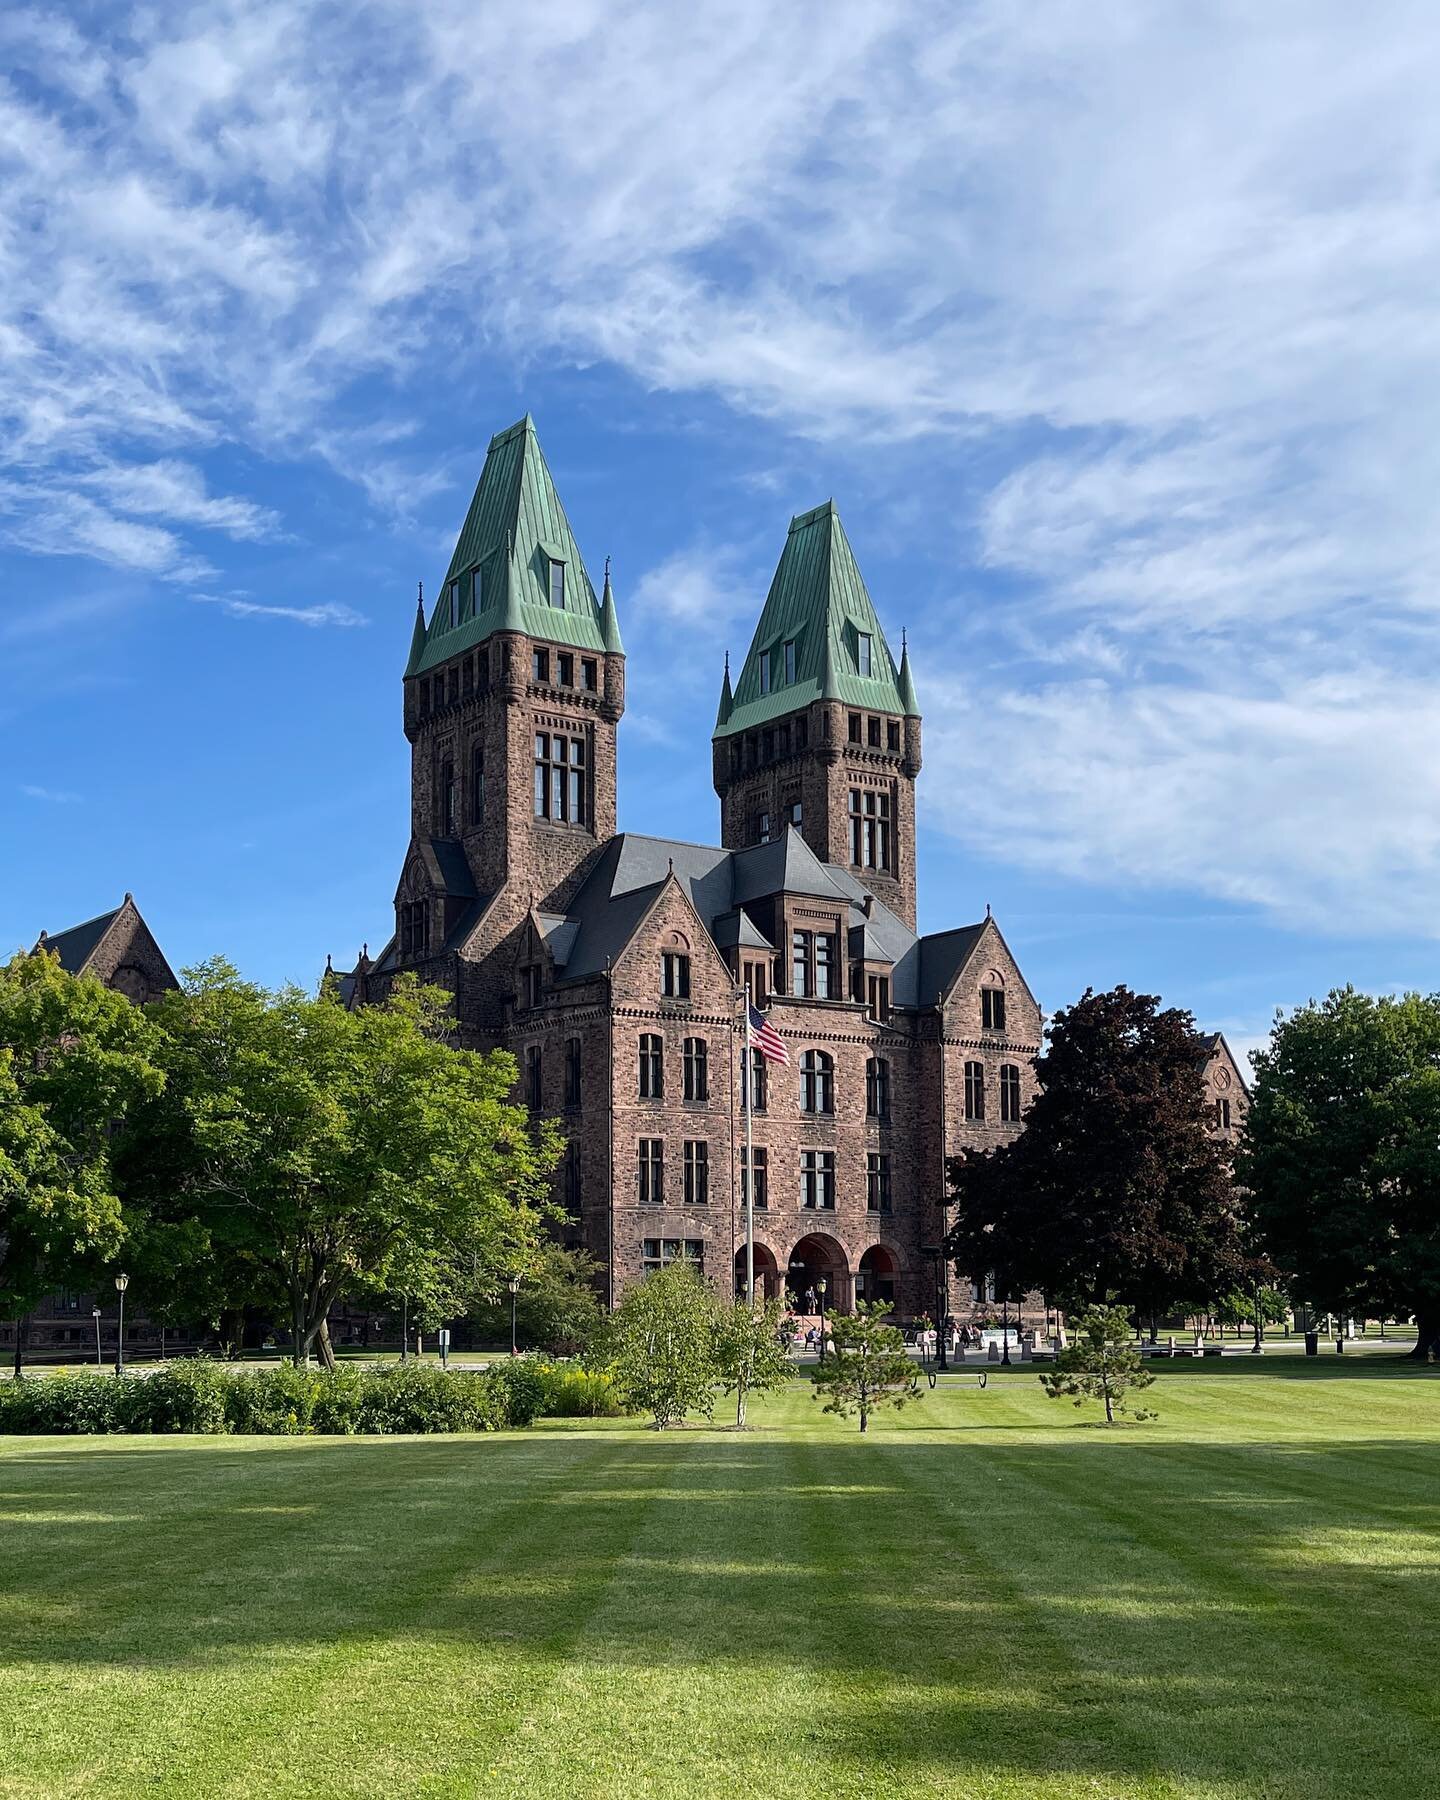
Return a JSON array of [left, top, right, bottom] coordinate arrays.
[[748, 1003, 790, 1066]]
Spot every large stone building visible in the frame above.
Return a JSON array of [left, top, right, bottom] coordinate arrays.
[[342, 415, 1059, 1318]]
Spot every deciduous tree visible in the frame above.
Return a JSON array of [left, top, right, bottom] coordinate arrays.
[[1241, 988, 1440, 1360], [946, 986, 1250, 1330], [598, 1260, 716, 1428], [466, 1243, 605, 1355], [712, 1293, 790, 1428]]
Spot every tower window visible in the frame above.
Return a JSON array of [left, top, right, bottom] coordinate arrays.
[[637, 1140, 664, 1205], [534, 732, 587, 823], [524, 1044, 543, 1111], [866, 1151, 892, 1213], [887, 720, 900, 752], [786, 800, 802, 828], [867, 715, 881, 747], [849, 788, 893, 871], [814, 932, 837, 1000], [795, 716, 808, 749], [867, 975, 890, 1022], [801, 1149, 836, 1210], [848, 712, 862, 743], [662, 952, 691, 999], [532, 647, 550, 683], [558, 651, 574, 687], [549, 560, 566, 608], [683, 1036, 708, 1101], [682, 1140, 709, 1205], [638, 1033, 664, 1099], [565, 1037, 582, 1108], [448, 668, 459, 705], [463, 656, 474, 695], [783, 639, 796, 684], [866, 1055, 890, 1119], [800, 1049, 834, 1114], [759, 649, 772, 695], [470, 743, 484, 826], [1000, 1063, 1022, 1123], [741, 1144, 768, 1210], [982, 988, 1006, 1032], [756, 810, 772, 844], [964, 1060, 986, 1121], [437, 757, 456, 836], [581, 658, 598, 691], [791, 930, 811, 997], [856, 632, 872, 676]]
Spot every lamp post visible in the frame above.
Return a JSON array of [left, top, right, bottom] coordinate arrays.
[[1251, 1279, 1264, 1353], [816, 1277, 827, 1364], [508, 1275, 522, 1357], [1001, 1293, 1011, 1366], [92, 1307, 102, 1369], [113, 1273, 129, 1378], [936, 1251, 949, 1373]]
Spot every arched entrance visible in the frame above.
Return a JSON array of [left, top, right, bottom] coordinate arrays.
[[856, 1245, 899, 1309], [786, 1233, 849, 1313], [734, 1242, 781, 1301]]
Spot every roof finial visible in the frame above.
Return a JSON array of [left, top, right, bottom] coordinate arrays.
[[417, 581, 424, 611], [362, 942, 368, 958], [325, 952, 333, 973], [37, 929, 47, 943], [605, 554, 611, 582], [724, 649, 730, 677], [668, 856, 674, 875], [902, 627, 907, 654], [985, 901, 992, 920]]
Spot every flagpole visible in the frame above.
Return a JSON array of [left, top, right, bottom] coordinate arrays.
[[743, 992, 755, 1307]]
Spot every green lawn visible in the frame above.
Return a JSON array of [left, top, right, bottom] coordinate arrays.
[[2, 1361, 1438, 1799]]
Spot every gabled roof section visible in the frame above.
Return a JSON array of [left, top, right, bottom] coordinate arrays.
[[34, 904, 123, 974], [716, 500, 907, 737], [406, 416, 613, 676]]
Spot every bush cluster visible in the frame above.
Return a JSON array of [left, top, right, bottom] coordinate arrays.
[[530, 1361, 632, 1418], [0, 1359, 540, 1436]]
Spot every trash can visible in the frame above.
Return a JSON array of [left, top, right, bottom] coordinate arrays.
[[1304, 1330, 1319, 1356]]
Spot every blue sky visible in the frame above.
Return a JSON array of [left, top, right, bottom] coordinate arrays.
[[4, 1, 1440, 1064]]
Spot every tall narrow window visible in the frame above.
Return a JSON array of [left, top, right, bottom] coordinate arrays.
[[867, 975, 891, 1022], [783, 639, 796, 684], [683, 1037, 708, 1102], [756, 810, 772, 844], [470, 743, 484, 826], [982, 988, 1006, 1032], [746, 1047, 767, 1113], [866, 1151, 892, 1213], [581, 657, 598, 691], [744, 962, 768, 1007], [848, 789, 892, 870], [800, 1049, 834, 1114], [532, 647, 550, 683], [856, 632, 872, 676], [521, 964, 541, 1009], [791, 930, 812, 997], [637, 1139, 663, 1205], [814, 933, 837, 1000], [638, 1033, 663, 1099], [964, 1060, 985, 1121], [524, 1044, 543, 1111], [448, 668, 460, 706], [866, 1056, 890, 1120], [1000, 1063, 1022, 1123], [848, 712, 862, 743], [565, 1037, 582, 1108], [557, 651, 574, 687], [662, 952, 691, 999], [759, 649, 772, 694], [682, 1140, 709, 1205], [534, 733, 587, 823], [549, 560, 566, 608], [1217, 1097, 1232, 1130], [741, 1144, 768, 1209], [786, 799, 803, 828], [801, 1149, 836, 1210], [886, 720, 900, 752], [564, 1142, 581, 1212], [438, 758, 456, 835]]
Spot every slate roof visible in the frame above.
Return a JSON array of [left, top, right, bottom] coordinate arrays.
[[716, 501, 911, 738], [34, 905, 122, 973], [549, 826, 986, 1010], [407, 417, 618, 677]]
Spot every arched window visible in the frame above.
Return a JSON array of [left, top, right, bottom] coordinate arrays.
[[1000, 1064, 1022, 1122], [638, 1033, 663, 1100], [866, 1056, 890, 1120], [964, 1060, 985, 1121], [800, 1049, 834, 1115]]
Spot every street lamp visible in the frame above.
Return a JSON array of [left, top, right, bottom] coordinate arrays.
[[92, 1307, 102, 1368], [1251, 1279, 1264, 1354], [816, 1277, 828, 1364], [1001, 1293, 1011, 1366], [113, 1273, 129, 1378], [508, 1275, 522, 1357]]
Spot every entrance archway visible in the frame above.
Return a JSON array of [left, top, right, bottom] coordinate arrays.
[[786, 1233, 849, 1313], [734, 1242, 781, 1301], [856, 1244, 899, 1308]]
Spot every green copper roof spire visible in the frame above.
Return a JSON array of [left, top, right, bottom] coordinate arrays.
[[898, 629, 920, 716], [599, 556, 624, 654], [405, 582, 427, 675], [406, 415, 609, 677], [715, 651, 734, 729], [714, 498, 908, 738]]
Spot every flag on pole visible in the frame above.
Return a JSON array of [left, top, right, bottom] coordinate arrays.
[[748, 1003, 789, 1066]]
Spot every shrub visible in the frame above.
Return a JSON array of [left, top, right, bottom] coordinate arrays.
[[122, 1360, 232, 1434], [0, 1371, 122, 1434], [533, 1361, 630, 1418]]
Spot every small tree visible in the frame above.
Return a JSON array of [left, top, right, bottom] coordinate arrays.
[[468, 1244, 606, 1355], [712, 1293, 791, 1428], [1041, 1304, 1156, 1425], [600, 1261, 717, 1429], [810, 1302, 921, 1434]]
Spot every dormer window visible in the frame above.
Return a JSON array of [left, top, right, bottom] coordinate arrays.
[[549, 559, 566, 608], [783, 639, 796, 684], [856, 632, 872, 676], [759, 649, 772, 695]]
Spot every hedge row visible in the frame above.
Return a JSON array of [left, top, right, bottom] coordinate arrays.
[[0, 1359, 549, 1436]]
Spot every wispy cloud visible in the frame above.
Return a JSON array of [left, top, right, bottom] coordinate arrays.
[[192, 595, 367, 627], [20, 783, 81, 804]]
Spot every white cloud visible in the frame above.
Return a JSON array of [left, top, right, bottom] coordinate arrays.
[[631, 546, 753, 631], [191, 595, 367, 627], [3, 1, 1440, 928], [19, 783, 81, 804]]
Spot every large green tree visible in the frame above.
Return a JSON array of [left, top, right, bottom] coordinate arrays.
[[1241, 988, 1440, 1359], [117, 961, 560, 1367], [945, 986, 1250, 1329], [0, 951, 163, 1372], [466, 1243, 605, 1354]]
